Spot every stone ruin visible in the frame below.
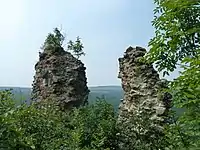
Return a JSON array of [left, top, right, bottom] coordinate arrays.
[[117, 46, 171, 149], [31, 46, 89, 109]]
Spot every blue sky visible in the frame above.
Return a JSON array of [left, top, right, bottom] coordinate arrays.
[[0, 0, 170, 87]]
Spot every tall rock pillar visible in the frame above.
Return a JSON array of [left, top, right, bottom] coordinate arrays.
[[117, 46, 171, 149], [31, 47, 89, 109]]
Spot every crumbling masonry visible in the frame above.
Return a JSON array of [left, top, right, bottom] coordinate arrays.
[[117, 46, 171, 149]]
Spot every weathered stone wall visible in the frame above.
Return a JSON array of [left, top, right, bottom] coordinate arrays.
[[31, 47, 89, 109], [117, 46, 171, 149]]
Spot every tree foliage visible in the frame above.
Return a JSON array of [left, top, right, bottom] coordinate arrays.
[[41, 27, 65, 50], [0, 91, 118, 150], [146, 0, 200, 149], [41, 28, 85, 59], [68, 36, 85, 59], [146, 0, 200, 75]]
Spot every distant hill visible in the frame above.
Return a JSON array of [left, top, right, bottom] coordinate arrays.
[[0, 86, 123, 110], [0, 86, 184, 115], [88, 86, 123, 110], [0, 87, 32, 105]]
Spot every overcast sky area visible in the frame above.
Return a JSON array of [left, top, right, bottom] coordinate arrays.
[[0, 0, 179, 87]]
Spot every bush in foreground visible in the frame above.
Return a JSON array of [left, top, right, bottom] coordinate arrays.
[[0, 90, 118, 150]]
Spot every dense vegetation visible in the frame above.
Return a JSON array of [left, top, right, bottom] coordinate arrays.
[[0, 90, 118, 149], [146, 0, 200, 149], [0, 0, 200, 149]]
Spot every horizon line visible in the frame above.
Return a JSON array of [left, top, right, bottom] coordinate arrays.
[[0, 84, 121, 89]]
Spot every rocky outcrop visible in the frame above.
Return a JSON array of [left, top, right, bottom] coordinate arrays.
[[31, 46, 89, 109], [117, 46, 171, 149]]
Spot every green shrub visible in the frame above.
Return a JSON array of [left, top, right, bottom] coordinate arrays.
[[0, 90, 118, 150]]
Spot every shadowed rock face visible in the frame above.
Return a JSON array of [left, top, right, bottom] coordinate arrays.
[[117, 46, 171, 149], [31, 47, 89, 109]]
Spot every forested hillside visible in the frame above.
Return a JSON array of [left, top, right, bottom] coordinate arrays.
[[0, 86, 123, 110]]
